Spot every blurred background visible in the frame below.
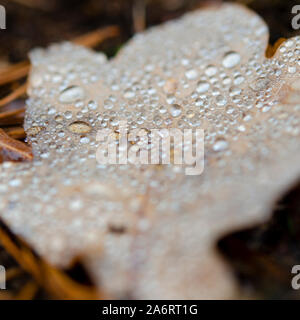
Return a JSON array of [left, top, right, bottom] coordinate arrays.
[[0, 0, 299, 63], [0, 0, 299, 300]]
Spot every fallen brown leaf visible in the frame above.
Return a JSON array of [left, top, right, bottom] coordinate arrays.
[[0, 3, 299, 299]]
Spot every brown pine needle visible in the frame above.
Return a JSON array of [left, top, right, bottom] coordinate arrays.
[[6, 267, 24, 281], [0, 107, 25, 119], [73, 25, 120, 47], [15, 280, 39, 300], [0, 83, 27, 108], [0, 229, 43, 284], [0, 228, 102, 299], [266, 38, 286, 58], [0, 128, 33, 161], [133, 0, 146, 33], [0, 117, 24, 126], [0, 61, 30, 87], [0, 291, 12, 299], [5, 127, 26, 140]]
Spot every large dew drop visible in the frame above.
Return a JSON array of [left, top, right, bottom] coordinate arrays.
[[249, 77, 270, 92], [213, 139, 228, 151], [222, 51, 241, 69], [169, 104, 182, 117], [27, 126, 45, 136], [68, 121, 91, 134], [185, 69, 198, 80], [59, 86, 85, 103], [196, 80, 210, 93], [205, 65, 217, 77]]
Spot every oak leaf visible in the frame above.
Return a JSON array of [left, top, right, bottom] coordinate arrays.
[[0, 4, 300, 299]]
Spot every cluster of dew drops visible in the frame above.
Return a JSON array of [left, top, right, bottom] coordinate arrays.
[[24, 12, 300, 169], [0, 7, 299, 252]]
